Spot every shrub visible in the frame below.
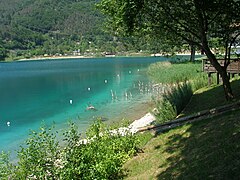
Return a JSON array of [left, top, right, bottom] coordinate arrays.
[[154, 83, 193, 123], [0, 152, 16, 180], [16, 125, 61, 179], [154, 97, 177, 124], [60, 120, 139, 179], [1, 121, 139, 179]]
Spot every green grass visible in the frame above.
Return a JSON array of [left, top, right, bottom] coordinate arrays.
[[124, 110, 240, 179], [124, 79, 240, 179]]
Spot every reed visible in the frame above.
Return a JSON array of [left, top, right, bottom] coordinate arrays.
[[153, 83, 193, 123], [148, 61, 207, 84], [149, 61, 210, 124]]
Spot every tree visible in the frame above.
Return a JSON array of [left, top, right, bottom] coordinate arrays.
[[0, 44, 7, 60], [97, 0, 240, 100]]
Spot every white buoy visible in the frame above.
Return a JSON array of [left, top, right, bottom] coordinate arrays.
[[88, 87, 91, 91], [69, 99, 73, 104], [104, 80, 108, 83], [129, 70, 132, 74], [7, 121, 10, 127], [137, 69, 140, 72], [117, 74, 120, 77]]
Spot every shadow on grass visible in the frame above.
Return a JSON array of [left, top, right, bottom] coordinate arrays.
[[156, 110, 240, 179], [183, 79, 240, 115], [123, 80, 240, 179]]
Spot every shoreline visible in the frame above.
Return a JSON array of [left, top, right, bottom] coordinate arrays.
[[128, 112, 156, 133], [14, 53, 196, 62], [17, 55, 93, 61], [1, 51, 207, 63], [80, 112, 156, 145]]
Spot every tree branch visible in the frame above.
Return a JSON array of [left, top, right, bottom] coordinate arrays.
[[162, 23, 201, 47], [161, 5, 202, 40]]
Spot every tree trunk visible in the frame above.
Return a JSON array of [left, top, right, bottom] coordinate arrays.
[[190, 44, 195, 62], [215, 67, 233, 101], [203, 45, 234, 101]]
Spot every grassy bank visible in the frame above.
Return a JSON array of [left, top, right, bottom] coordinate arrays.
[[124, 79, 240, 179], [182, 79, 240, 115]]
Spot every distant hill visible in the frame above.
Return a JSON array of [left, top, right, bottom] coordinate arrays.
[[0, 0, 116, 59]]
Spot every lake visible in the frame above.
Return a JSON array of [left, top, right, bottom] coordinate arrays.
[[0, 56, 188, 156]]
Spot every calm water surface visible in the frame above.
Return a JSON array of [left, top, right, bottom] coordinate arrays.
[[0, 56, 188, 156]]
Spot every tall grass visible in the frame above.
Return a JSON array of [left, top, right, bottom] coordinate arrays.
[[148, 61, 204, 84], [153, 83, 193, 123], [149, 61, 210, 123]]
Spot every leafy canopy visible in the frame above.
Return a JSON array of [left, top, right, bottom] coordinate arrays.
[[98, 0, 240, 51]]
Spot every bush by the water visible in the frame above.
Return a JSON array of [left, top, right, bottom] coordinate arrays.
[[0, 121, 139, 179], [153, 83, 193, 123]]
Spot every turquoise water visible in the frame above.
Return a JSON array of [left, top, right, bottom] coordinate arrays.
[[0, 56, 188, 156]]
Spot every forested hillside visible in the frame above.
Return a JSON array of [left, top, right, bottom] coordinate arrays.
[[0, 0, 115, 60], [0, 0, 144, 60]]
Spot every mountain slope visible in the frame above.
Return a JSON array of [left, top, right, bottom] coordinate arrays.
[[0, 0, 109, 59]]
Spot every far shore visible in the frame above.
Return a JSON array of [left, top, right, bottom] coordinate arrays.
[[13, 52, 198, 62], [17, 55, 93, 61]]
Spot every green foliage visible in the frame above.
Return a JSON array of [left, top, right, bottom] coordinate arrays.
[[0, 44, 7, 60], [1, 121, 139, 179], [154, 97, 177, 124], [97, 0, 240, 54], [0, 152, 15, 180], [190, 73, 209, 92], [0, 0, 106, 59], [165, 83, 193, 115], [154, 83, 192, 123], [16, 125, 61, 179], [148, 60, 209, 91], [60, 120, 139, 179]]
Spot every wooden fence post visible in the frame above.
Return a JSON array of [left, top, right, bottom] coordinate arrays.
[[216, 73, 220, 85], [208, 73, 212, 86]]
